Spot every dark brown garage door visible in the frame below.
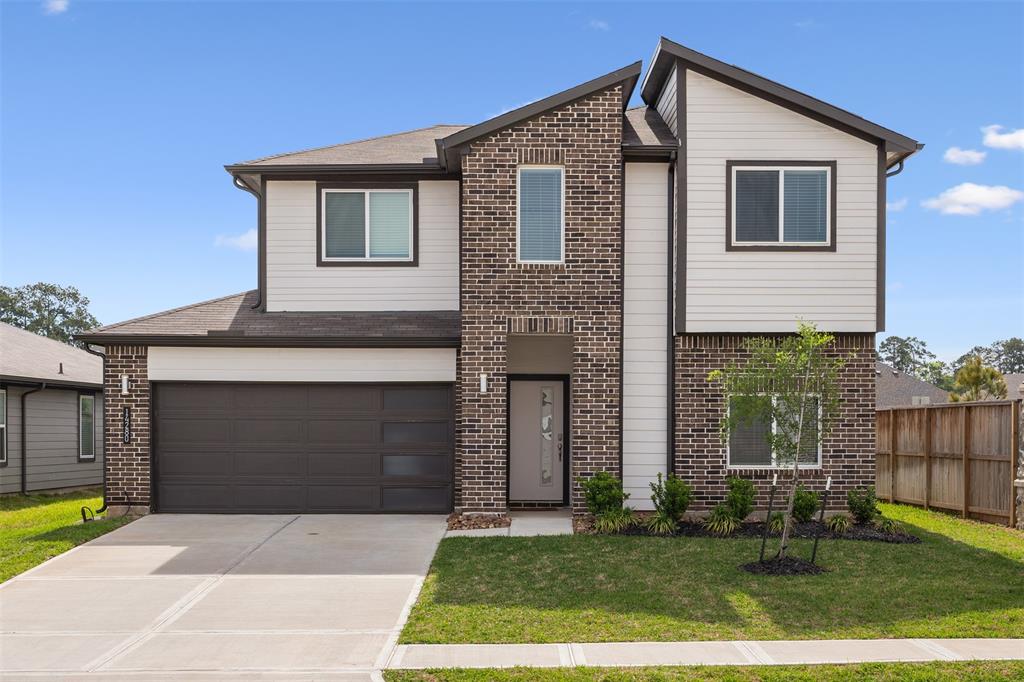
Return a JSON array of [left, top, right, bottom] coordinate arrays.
[[153, 383, 453, 513]]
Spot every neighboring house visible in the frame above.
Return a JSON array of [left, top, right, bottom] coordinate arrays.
[[875, 362, 949, 408], [1001, 373, 1024, 398], [79, 37, 921, 515], [0, 323, 104, 494]]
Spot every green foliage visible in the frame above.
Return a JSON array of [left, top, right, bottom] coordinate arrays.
[[872, 515, 904, 534], [949, 356, 1007, 402], [766, 511, 785, 534], [825, 513, 852, 534], [919, 360, 956, 391], [879, 335, 936, 374], [649, 473, 693, 521], [644, 511, 679, 536], [724, 477, 755, 521], [580, 471, 628, 516], [847, 486, 879, 523], [954, 338, 1024, 375], [593, 507, 635, 534], [0, 282, 100, 347], [791, 486, 819, 523], [704, 504, 740, 536]]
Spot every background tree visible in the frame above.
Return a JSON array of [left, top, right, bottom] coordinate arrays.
[[991, 338, 1024, 374], [709, 323, 844, 560], [948, 356, 1007, 402], [878, 336, 935, 374], [919, 360, 956, 391], [0, 282, 100, 347], [954, 345, 999, 373]]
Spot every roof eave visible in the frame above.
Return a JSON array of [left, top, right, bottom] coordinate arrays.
[[0, 374, 103, 391], [74, 334, 461, 349], [223, 163, 449, 176]]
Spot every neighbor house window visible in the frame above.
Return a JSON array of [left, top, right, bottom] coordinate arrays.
[[518, 166, 564, 263], [0, 389, 7, 465], [321, 188, 413, 263], [728, 162, 834, 248], [727, 395, 821, 467], [79, 393, 96, 462]]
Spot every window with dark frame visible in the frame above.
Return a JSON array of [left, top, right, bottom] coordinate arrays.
[[79, 393, 96, 462], [727, 395, 821, 467], [518, 166, 565, 263], [0, 389, 7, 465], [731, 164, 832, 246], [321, 188, 413, 262]]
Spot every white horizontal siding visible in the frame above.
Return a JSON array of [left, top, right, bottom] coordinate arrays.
[[655, 64, 678, 136], [622, 163, 669, 510], [147, 347, 456, 382], [265, 180, 459, 312], [685, 70, 878, 333]]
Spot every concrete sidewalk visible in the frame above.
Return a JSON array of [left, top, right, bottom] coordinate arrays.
[[388, 639, 1024, 669]]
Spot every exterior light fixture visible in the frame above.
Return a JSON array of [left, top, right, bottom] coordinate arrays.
[[479, 373, 488, 394], [121, 375, 130, 395]]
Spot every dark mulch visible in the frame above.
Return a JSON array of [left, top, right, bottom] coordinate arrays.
[[741, 555, 828, 575], [618, 519, 920, 543], [447, 513, 511, 531]]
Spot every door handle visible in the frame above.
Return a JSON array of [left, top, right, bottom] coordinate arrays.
[[558, 433, 563, 461]]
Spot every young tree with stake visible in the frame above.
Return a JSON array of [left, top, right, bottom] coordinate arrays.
[[708, 322, 845, 559]]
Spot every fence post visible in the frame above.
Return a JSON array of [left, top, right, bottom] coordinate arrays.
[[924, 407, 932, 511], [962, 405, 971, 519], [1011, 400, 1019, 529], [889, 408, 897, 503]]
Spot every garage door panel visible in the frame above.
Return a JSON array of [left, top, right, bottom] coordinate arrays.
[[154, 383, 453, 513]]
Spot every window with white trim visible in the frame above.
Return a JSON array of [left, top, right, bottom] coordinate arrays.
[[0, 389, 7, 465], [731, 165, 831, 245], [727, 395, 821, 467], [518, 166, 564, 263], [321, 189, 413, 262], [79, 394, 96, 462]]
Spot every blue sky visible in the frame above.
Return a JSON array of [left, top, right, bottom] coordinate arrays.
[[2, 0, 1022, 361]]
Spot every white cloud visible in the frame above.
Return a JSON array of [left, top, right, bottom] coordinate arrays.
[[982, 124, 1024, 150], [943, 147, 986, 165], [586, 18, 610, 31], [214, 228, 257, 251], [489, 98, 538, 118], [922, 183, 1024, 216], [43, 0, 68, 14], [886, 197, 908, 212]]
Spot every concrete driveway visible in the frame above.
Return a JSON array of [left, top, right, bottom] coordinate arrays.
[[0, 514, 447, 680]]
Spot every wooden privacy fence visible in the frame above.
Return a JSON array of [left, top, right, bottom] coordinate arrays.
[[876, 400, 1020, 527]]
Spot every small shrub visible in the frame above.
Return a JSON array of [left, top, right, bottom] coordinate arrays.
[[791, 486, 819, 523], [724, 477, 755, 521], [581, 471, 629, 516], [594, 507, 635, 534], [705, 504, 740, 536], [645, 511, 678, 535], [767, 511, 785, 533], [847, 486, 879, 524], [872, 515, 904, 534], [826, 513, 852, 534], [649, 473, 693, 521]]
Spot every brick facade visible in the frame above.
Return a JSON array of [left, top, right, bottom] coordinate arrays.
[[102, 345, 151, 511], [457, 85, 625, 514], [673, 333, 876, 512]]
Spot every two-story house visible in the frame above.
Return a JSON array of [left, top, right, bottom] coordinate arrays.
[[80, 38, 920, 516]]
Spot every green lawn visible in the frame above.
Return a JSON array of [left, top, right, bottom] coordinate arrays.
[[401, 504, 1024, 643], [385, 661, 1024, 682], [0, 489, 134, 582]]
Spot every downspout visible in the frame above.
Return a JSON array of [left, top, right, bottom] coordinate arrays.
[[81, 344, 107, 519], [885, 159, 905, 178], [666, 152, 676, 478], [232, 175, 264, 310], [20, 383, 46, 494]]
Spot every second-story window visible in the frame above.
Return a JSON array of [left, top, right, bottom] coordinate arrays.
[[321, 188, 413, 263], [518, 166, 564, 263], [728, 162, 835, 249]]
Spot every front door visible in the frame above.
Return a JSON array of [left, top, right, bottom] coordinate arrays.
[[509, 377, 567, 503]]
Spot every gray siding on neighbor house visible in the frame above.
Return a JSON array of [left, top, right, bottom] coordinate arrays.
[[0, 387, 104, 494]]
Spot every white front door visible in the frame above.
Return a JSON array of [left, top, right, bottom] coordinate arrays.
[[509, 378, 566, 502]]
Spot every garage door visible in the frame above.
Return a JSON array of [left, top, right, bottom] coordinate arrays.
[[153, 383, 453, 513]]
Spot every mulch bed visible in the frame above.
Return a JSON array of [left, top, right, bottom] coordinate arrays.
[[615, 518, 919, 543], [741, 555, 828, 576], [446, 513, 512, 531]]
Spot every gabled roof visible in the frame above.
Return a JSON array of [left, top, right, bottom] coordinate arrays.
[[225, 125, 468, 174], [875, 362, 948, 409], [436, 61, 643, 172], [641, 37, 921, 167], [77, 291, 460, 348], [1, 322, 102, 389]]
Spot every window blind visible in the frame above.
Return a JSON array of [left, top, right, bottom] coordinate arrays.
[[728, 396, 772, 466], [519, 168, 563, 261], [734, 170, 779, 242], [369, 192, 410, 258], [783, 170, 827, 242], [80, 396, 95, 459], [324, 192, 365, 258]]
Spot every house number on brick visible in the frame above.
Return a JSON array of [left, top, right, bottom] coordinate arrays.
[[122, 407, 131, 444]]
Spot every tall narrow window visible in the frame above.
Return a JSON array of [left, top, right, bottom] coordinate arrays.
[[0, 389, 7, 465], [729, 163, 833, 248], [321, 188, 413, 262], [79, 394, 96, 461], [518, 167, 564, 262]]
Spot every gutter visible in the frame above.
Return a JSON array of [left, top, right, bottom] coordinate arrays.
[[81, 345, 107, 518], [20, 383, 46, 494]]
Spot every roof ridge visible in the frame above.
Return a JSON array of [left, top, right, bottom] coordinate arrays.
[[235, 124, 470, 166], [90, 290, 254, 334]]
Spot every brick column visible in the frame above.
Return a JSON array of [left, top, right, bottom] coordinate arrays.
[[103, 345, 151, 514]]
